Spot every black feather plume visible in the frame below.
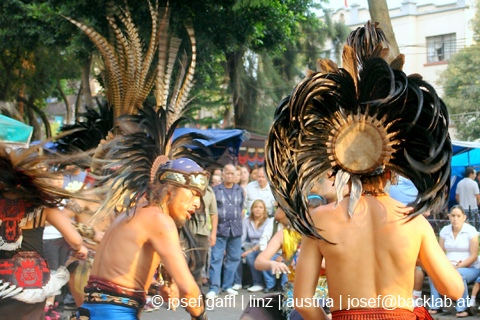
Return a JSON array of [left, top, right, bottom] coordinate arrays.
[[56, 101, 114, 154], [92, 104, 214, 220]]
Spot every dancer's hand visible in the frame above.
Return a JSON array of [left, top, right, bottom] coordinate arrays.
[[157, 282, 179, 309], [270, 261, 290, 275], [73, 245, 88, 259], [93, 230, 105, 243]]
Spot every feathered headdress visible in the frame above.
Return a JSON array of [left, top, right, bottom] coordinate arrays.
[[65, 2, 213, 222], [0, 144, 81, 208], [265, 22, 451, 239], [55, 101, 114, 155], [61, 1, 196, 151], [91, 105, 212, 220]]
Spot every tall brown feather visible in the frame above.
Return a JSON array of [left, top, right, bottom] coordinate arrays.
[[342, 45, 358, 88]]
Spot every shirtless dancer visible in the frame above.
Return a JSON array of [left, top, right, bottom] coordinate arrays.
[[72, 106, 210, 320], [265, 22, 463, 319], [67, 197, 112, 307], [0, 145, 88, 320]]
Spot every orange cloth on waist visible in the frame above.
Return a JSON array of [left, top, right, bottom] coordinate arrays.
[[332, 307, 433, 320]]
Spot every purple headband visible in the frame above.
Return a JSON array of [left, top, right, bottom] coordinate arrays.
[[156, 158, 209, 196]]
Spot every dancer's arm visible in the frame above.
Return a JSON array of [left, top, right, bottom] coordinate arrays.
[[149, 213, 205, 318], [45, 207, 88, 259], [255, 230, 289, 274], [294, 235, 327, 320]]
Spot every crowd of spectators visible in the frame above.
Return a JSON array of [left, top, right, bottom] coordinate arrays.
[[203, 164, 285, 299]]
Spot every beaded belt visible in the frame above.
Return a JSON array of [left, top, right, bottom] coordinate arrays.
[[84, 291, 140, 309]]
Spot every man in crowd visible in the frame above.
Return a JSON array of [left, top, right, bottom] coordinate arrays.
[[456, 167, 480, 224], [188, 185, 218, 287], [244, 166, 276, 216], [206, 164, 244, 299]]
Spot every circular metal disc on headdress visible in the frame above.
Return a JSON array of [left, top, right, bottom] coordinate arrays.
[[326, 111, 398, 175]]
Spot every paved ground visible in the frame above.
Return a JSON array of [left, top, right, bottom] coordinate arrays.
[[64, 289, 480, 319], [142, 289, 273, 320], [64, 288, 275, 320], [429, 306, 479, 320]]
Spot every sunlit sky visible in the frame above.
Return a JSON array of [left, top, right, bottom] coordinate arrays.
[[321, 0, 458, 12]]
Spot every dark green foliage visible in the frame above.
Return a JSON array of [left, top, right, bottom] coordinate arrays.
[[440, 0, 480, 140], [1, 0, 349, 137], [441, 45, 480, 140]]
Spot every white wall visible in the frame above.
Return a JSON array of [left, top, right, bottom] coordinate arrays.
[[327, 1, 476, 95]]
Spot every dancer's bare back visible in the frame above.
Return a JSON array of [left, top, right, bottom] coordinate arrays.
[[294, 196, 464, 318]]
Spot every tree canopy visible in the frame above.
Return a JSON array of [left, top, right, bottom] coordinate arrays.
[[440, 0, 480, 141], [1, 0, 348, 137]]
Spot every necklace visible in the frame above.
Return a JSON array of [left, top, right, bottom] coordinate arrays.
[[361, 189, 389, 197], [159, 203, 166, 212]]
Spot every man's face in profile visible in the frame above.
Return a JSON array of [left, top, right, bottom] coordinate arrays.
[[167, 187, 201, 228]]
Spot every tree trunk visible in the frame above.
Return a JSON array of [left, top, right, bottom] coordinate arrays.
[[18, 84, 25, 118], [57, 80, 71, 124], [26, 102, 42, 141], [75, 81, 84, 119], [367, 0, 400, 59], [81, 54, 94, 108], [17, 96, 52, 138], [0, 55, 12, 102], [226, 49, 252, 130]]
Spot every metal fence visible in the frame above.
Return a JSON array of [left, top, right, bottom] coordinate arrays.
[[427, 215, 480, 235], [427, 219, 451, 235]]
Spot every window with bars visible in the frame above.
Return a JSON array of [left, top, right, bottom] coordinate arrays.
[[427, 33, 456, 63]]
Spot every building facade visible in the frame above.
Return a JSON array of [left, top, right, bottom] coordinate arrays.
[[325, 0, 475, 96]]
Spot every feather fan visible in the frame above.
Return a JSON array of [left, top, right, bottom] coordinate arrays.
[[56, 100, 114, 156]]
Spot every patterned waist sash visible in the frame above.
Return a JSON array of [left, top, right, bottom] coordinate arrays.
[[84, 275, 146, 309], [84, 291, 141, 309], [0, 251, 50, 288], [332, 307, 433, 320]]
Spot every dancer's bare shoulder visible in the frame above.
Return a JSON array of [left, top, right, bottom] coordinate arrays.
[[307, 196, 430, 244]]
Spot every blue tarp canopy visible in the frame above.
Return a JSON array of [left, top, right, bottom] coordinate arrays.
[[34, 128, 247, 158], [450, 141, 480, 204], [0, 115, 33, 147], [451, 141, 480, 176], [452, 141, 480, 157], [172, 128, 247, 159]]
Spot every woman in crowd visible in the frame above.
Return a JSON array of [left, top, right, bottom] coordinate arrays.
[[234, 165, 242, 185], [233, 199, 270, 292], [429, 205, 480, 317], [239, 166, 250, 196], [240, 194, 329, 320], [250, 168, 258, 181]]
